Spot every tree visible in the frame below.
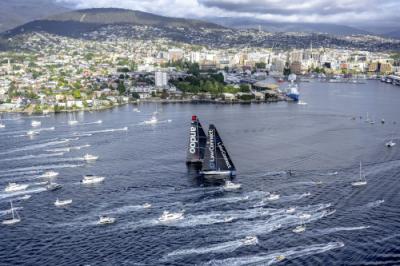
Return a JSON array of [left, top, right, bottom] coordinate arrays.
[[255, 62, 266, 69], [188, 63, 200, 76], [72, 89, 81, 99], [240, 84, 250, 92], [117, 82, 126, 95]]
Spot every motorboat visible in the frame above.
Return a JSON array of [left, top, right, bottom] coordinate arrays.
[[97, 216, 116, 225], [292, 224, 306, 233], [5, 183, 29, 193], [352, 161, 367, 187], [47, 182, 62, 191], [31, 120, 41, 127], [315, 180, 323, 185], [386, 140, 396, 148], [223, 181, 241, 191], [144, 115, 158, 125], [81, 175, 105, 184], [2, 201, 21, 225], [0, 123, 5, 128], [266, 193, 280, 201], [27, 130, 39, 136], [54, 198, 72, 207], [68, 120, 78, 125], [158, 211, 184, 222], [40, 171, 59, 178], [241, 236, 258, 246], [224, 216, 234, 223], [142, 203, 152, 208], [286, 207, 296, 214], [83, 154, 98, 161], [274, 255, 286, 262], [133, 108, 141, 113]]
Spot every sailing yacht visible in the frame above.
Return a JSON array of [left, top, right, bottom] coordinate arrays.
[[352, 161, 367, 187], [200, 124, 236, 177], [186, 115, 207, 165], [2, 201, 21, 225]]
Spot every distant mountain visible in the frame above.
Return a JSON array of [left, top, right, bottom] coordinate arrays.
[[4, 8, 224, 37], [206, 17, 372, 36], [0, 0, 70, 33]]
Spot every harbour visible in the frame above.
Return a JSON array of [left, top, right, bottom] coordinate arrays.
[[0, 80, 399, 265]]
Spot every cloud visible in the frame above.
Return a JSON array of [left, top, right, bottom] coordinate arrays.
[[56, 0, 400, 27]]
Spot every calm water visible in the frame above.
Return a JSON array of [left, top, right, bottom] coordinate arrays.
[[0, 80, 400, 265]]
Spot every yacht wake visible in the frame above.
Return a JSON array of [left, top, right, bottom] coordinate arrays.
[[0, 139, 72, 155], [0, 187, 46, 200], [75, 127, 128, 136], [0, 152, 64, 162], [202, 241, 344, 266]]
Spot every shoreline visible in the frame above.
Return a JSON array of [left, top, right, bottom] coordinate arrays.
[[0, 97, 289, 115]]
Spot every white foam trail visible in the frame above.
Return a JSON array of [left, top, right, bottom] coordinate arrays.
[[164, 237, 254, 259], [0, 139, 71, 155], [0, 207, 23, 216], [35, 127, 55, 132], [202, 242, 344, 266], [75, 127, 128, 136], [317, 226, 370, 235], [103, 205, 150, 215], [77, 120, 103, 126], [364, 200, 385, 209], [0, 152, 64, 162], [254, 192, 311, 207], [0, 163, 84, 174], [0, 187, 46, 200]]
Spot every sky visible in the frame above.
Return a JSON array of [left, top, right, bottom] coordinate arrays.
[[57, 0, 400, 28]]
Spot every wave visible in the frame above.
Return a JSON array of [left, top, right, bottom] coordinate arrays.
[[0, 152, 64, 162], [0, 187, 46, 200], [317, 226, 370, 235], [201, 241, 344, 266], [164, 236, 257, 260], [0, 163, 84, 175], [364, 199, 385, 209], [0, 139, 72, 155], [74, 127, 128, 136]]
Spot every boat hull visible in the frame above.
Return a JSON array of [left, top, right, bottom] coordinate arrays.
[[200, 170, 236, 178], [287, 93, 299, 102]]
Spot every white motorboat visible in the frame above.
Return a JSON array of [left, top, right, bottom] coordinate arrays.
[[5, 183, 29, 193], [0, 123, 5, 128], [241, 236, 258, 246], [292, 224, 306, 233], [27, 130, 39, 136], [2, 201, 21, 225], [158, 211, 184, 222], [40, 171, 59, 178], [142, 203, 152, 208], [286, 207, 296, 214], [68, 120, 78, 125], [31, 120, 41, 127], [97, 216, 116, 225], [144, 115, 158, 125], [223, 181, 241, 191], [83, 154, 98, 161], [352, 161, 367, 187], [266, 193, 280, 201], [133, 108, 141, 113], [386, 140, 396, 148], [81, 175, 105, 184], [54, 198, 72, 207]]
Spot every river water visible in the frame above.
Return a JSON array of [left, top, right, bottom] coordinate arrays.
[[0, 80, 399, 265]]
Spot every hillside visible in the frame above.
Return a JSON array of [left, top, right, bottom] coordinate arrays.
[[0, 0, 70, 33], [4, 8, 224, 37], [207, 17, 371, 36]]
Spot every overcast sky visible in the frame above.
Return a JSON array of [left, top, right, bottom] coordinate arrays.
[[57, 0, 400, 27]]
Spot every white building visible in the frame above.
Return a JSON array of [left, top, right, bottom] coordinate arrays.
[[155, 71, 168, 88]]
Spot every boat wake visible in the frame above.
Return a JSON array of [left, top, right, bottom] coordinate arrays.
[[0, 152, 64, 162], [163, 236, 257, 260], [0, 187, 46, 200], [0, 163, 84, 174], [75, 127, 128, 136], [254, 192, 311, 207], [316, 226, 370, 235], [102, 204, 152, 215], [0, 139, 72, 155], [202, 241, 344, 266], [359, 199, 385, 209]]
